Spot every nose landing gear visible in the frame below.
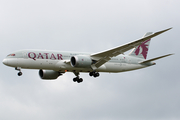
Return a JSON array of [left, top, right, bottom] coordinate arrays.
[[15, 67, 22, 76]]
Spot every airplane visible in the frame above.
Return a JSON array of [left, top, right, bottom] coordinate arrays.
[[2, 28, 173, 83]]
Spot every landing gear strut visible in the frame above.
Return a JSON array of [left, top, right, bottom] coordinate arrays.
[[73, 71, 83, 83], [89, 71, 100, 78], [15, 67, 22, 76]]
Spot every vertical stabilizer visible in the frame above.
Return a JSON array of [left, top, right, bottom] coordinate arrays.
[[129, 32, 153, 59]]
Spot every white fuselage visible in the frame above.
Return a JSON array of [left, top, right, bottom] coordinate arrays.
[[3, 49, 154, 73]]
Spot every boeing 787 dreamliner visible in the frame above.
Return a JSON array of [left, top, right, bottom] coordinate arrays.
[[3, 28, 173, 83]]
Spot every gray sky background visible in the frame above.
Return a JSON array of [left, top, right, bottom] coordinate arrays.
[[0, 0, 179, 120]]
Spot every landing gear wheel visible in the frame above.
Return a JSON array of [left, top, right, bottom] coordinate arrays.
[[77, 78, 83, 83], [89, 72, 93, 76], [73, 78, 77, 82], [18, 72, 22, 76], [73, 71, 83, 83], [89, 72, 100, 78], [15, 67, 22, 76], [73, 77, 83, 83], [94, 72, 99, 77]]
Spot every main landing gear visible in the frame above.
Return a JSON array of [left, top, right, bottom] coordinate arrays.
[[73, 71, 83, 83], [15, 67, 22, 76], [73, 77, 83, 83], [73, 71, 100, 83], [89, 71, 100, 78]]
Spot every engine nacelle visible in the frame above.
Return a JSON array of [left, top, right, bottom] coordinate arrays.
[[39, 69, 61, 80], [70, 55, 92, 68]]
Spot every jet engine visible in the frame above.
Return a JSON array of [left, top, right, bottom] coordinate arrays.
[[70, 55, 92, 68], [39, 69, 62, 80]]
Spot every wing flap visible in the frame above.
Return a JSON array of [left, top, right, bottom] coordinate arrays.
[[92, 57, 111, 68]]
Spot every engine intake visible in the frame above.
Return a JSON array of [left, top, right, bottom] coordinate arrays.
[[39, 69, 62, 80], [70, 55, 92, 68]]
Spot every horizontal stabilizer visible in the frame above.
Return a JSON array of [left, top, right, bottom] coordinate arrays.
[[139, 54, 174, 64]]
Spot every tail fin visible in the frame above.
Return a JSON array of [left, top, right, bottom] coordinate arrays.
[[129, 32, 153, 59]]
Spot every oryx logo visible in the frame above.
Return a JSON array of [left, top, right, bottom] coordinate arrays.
[[135, 39, 150, 59]]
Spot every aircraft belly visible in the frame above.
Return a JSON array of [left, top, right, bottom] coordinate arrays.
[[122, 64, 147, 72], [16, 58, 148, 73], [99, 63, 147, 72], [102, 63, 123, 72]]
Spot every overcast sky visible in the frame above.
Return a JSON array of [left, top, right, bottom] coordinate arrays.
[[0, 0, 179, 120]]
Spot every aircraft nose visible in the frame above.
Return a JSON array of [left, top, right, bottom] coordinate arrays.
[[2, 59, 8, 65]]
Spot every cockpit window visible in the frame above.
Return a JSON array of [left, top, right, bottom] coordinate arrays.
[[7, 54, 15, 56]]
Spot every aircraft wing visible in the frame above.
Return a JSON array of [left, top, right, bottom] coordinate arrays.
[[90, 28, 172, 69]]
